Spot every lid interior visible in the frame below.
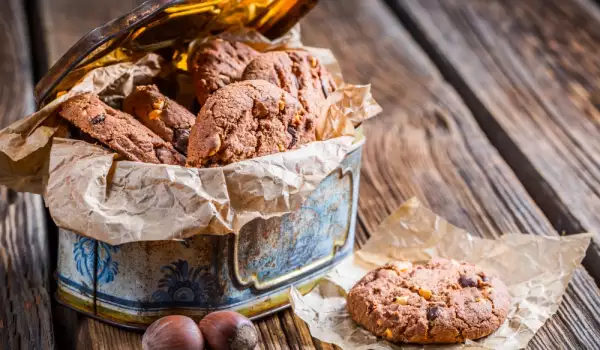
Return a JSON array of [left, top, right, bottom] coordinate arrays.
[[34, 0, 318, 108]]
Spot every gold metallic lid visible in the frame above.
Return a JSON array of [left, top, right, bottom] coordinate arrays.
[[34, 0, 318, 108]]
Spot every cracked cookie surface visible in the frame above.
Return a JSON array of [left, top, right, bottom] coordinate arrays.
[[347, 258, 510, 344], [242, 50, 337, 114], [186, 80, 316, 167], [123, 85, 195, 154], [189, 38, 259, 106], [59, 93, 186, 166]]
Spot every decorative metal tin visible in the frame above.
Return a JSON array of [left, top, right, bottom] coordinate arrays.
[[56, 143, 362, 329], [41, 0, 365, 328]]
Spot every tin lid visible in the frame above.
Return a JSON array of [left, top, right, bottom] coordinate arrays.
[[34, 0, 318, 108]]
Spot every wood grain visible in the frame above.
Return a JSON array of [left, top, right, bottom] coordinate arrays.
[[0, 0, 54, 349], [389, 0, 600, 282], [301, 0, 600, 349], [33, 0, 600, 349]]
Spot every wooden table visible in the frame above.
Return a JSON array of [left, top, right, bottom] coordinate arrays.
[[2, 0, 600, 348]]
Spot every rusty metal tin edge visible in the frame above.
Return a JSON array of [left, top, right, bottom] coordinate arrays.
[[55, 294, 295, 332], [55, 251, 348, 331], [35, 0, 176, 107]]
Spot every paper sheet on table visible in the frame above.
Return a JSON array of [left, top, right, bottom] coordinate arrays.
[[290, 198, 592, 350], [0, 27, 381, 245]]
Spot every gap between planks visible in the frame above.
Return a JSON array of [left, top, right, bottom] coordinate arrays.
[[385, 0, 600, 284]]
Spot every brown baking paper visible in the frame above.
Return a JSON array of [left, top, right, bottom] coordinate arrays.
[[0, 27, 381, 244], [290, 198, 592, 350]]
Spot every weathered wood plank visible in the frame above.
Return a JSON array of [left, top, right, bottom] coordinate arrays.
[[301, 0, 600, 349], [388, 0, 600, 282], [35, 0, 600, 349], [0, 0, 54, 349]]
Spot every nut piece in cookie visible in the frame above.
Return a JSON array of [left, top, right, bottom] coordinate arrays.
[[241, 50, 337, 114], [123, 85, 195, 154], [346, 259, 511, 344], [189, 38, 259, 106], [59, 93, 186, 166], [186, 80, 316, 167]]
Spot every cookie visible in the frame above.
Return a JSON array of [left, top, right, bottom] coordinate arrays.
[[347, 259, 510, 344], [241, 50, 337, 114], [59, 93, 186, 166], [189, 38, 259, 106], [123, 85, 195, 154], [186, 80, 316, 167]]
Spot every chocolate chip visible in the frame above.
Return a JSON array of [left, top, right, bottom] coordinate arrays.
[[427, 306, 441, 321], [304, 117, 314, 131], [90, 114, 105, 124], [173, 129, 190, 154], [458, 275, 478, 288], [288, 126, 298, 148]]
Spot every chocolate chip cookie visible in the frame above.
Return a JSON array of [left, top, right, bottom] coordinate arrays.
[[347, 259, 510, 344], [59, 93, 186, 166], [186, 80, 316, 167], [123, 85, 195, 154], [241, 50, 337, 114], [189, 38, 259, 106]]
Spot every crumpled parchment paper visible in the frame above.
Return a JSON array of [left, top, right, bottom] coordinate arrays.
[[0, 27, 381, 244], [290, 198, 592, 350]]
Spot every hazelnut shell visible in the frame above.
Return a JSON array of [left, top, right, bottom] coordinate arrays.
[[199, 311, 258, 350], [142, 315, 204, 350]]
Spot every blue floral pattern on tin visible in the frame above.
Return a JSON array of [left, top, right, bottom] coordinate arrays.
[[73, 236, 119, 285], [152, 260, 220, 303]]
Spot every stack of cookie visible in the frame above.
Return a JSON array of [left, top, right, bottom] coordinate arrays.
[[57, 38, 338, 168]]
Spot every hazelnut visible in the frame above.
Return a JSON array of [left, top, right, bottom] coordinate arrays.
[[290, 112, 303, 127], [418, 288, 432, 300], [206, 134, 222, 157], [278, 99, 286, 111], [394, 296, 409, 305], [277, 143, 285, 152], [148, 99, 166, 120], [142, 315, 204, 350], [199, 311, 258, 350], [152, 99, 166, 110], [478, 278, 491, 287], [383, 328, 393, 339], [148, 109, 163, 120], [390, 261, 412, 272], [309, 56, 318, 68]]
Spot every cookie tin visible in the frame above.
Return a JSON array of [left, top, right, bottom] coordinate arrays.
[[41, 0, 365, 329]]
